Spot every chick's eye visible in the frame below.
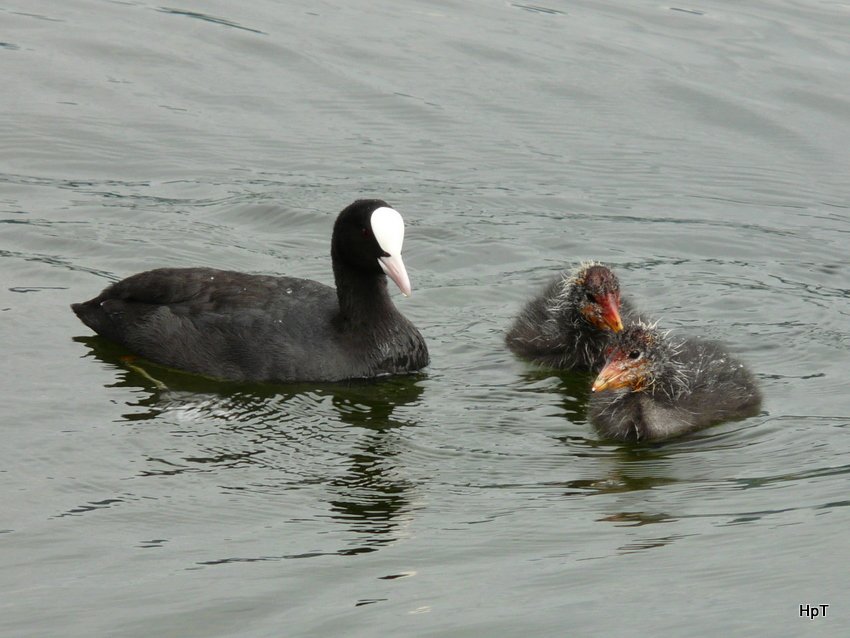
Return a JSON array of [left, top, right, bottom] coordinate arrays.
[[586, 291, 595, 303], [628, 350, 641, 360]]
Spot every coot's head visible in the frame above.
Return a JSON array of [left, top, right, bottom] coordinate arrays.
[[560, 262, 624, 332], [592, 322, 681, 393], [332, 199, 412, 296]]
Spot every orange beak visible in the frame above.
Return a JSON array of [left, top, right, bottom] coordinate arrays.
[[591, 356, 636, 392]]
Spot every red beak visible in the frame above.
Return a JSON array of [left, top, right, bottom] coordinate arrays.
[[600, 293, 624, 332]]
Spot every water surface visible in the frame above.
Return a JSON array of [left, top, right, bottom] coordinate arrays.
[[2, 1, 849, 636]]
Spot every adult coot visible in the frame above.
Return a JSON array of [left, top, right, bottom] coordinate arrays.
[[506, 262, 638, 371], [72, 199, 429, 383], [589, 322, 761, 441]]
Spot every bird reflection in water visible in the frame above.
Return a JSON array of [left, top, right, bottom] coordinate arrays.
[[555, 440, 693, 555], [74, 336, 426, 556]]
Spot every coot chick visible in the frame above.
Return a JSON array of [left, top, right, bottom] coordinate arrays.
[[72, 199, 429, 383], [506, 262, 638, 371], [589, 322, 761, 441]]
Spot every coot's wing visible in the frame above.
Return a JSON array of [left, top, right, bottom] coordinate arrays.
[[72, 267, 339, 381], [677, 340, 762, 426], [506, 276, 569, 358]]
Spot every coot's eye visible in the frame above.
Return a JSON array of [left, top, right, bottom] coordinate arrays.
[[628, 350, 641, 360], [361, 227, 372, 239]]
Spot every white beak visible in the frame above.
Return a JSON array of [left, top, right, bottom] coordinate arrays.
[[378, 253, 412, 297]]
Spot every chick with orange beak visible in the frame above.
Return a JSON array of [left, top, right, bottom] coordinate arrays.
[[589, 322, 762, 441], [506, 262, 636, 372], [591, 325, 658, 393]]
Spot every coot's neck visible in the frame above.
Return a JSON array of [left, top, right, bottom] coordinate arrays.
[[564, 287, 590, 330], [332, 262, 397, 327], [646, 350, 689, 402], [566, 302, 603, 344], [546, 287, 581, 330]]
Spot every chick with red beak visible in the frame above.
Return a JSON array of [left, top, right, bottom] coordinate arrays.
[[506, 261, 636, 372]]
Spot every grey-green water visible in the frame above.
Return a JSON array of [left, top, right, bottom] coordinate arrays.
[[2, 1, 849, 636]]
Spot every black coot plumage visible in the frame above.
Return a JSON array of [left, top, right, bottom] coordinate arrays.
[[71, 199, 429, 383], [506, 262, 638, 371], [589, 322, 761, 441]]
